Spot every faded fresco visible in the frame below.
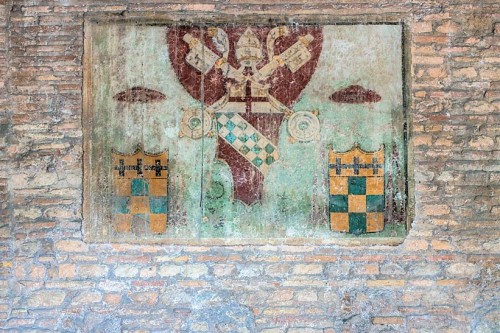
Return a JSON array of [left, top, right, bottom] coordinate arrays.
[[85, 22, 407, 241]]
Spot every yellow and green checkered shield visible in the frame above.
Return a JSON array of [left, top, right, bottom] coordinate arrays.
[[112, 148, 169, 235], [329, 144, 385, 234]]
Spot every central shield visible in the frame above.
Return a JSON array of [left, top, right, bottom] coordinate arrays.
[[167, 26, 323, 205]]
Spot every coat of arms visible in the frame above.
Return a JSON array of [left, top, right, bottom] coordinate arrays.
[[168, 26, 322, 205], [112, 147, 169, 235], [85, 22, 407, 241], [329, 144, 385, 234]]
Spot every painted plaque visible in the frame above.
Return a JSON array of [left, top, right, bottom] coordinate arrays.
[[84, 21, 407, 241]]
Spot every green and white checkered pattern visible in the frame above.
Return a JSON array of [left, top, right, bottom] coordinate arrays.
[[216, 113, 279, 175]]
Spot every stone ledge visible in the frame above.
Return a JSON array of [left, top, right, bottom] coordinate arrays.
[[83, 236, 405, 247]]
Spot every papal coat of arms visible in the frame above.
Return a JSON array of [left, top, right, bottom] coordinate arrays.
[[168, 26, 323, 205], [329, 144, 385, 234], [85, 22, 407, 241], [112, 147, 169, 235]]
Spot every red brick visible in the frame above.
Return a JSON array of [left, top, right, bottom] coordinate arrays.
[[423, 204, 451, 216], [452, 67, 477, 79], [104, 293, 121, 305], [435, 21, 460, 34], [304, 255, 337, 262], [404, 240, 429, 251], [58, 263, 75, 278], [412, 21, 433, 33], [431, 240, 454, 251]]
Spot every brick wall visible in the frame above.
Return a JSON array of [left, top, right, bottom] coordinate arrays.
[[1, 1, 499, 332]]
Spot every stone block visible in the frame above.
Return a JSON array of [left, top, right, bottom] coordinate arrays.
[[366, 280, 405, 288], [183, 264, 208, 279], [114, 264, 139, 278], [296, 289, 318, 302], [27, 290, 66, 308], [372, 316, 404, 325], [411, 263, 441, 276], [54, 239, 88, 252], [129, 291, 158, 305], [71, 291, 102, 304], [78, 264, 108, 278], [445, 263, 480, 278], [158, 265, 182, 277], [293, 264, 323, 275], [423, 204, 451, 216]]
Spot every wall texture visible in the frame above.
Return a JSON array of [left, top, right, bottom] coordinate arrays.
[[0, 0, 499, 332]]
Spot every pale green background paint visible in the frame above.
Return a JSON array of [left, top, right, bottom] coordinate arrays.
[[90, 24, 405, 239]]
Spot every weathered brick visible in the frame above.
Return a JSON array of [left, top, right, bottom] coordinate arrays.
[[27, 290, 66, 308], [293, 264, 323, 275], [414, 56, 444, 65], [78, 264, 108, 278], [372, 316, 404, 325], [469, 136, 495, 149], [71, 291, 102, 304], [296, 290, 318, 302], [356, 264, 379, 275], [366, 280, 405, 287], [182, 4, 215, 11], [129, 291, 158, 305], [104, 293, 121, 305], [114, 264, 139, 278], [452, 67, 477, 79], [432, 240, 454, 251], [183, 264, 208, 279], [427, 67, 447, 78], [213, 264, 235, 277], [268, 290, 294, 303], [413, 134, 433, 146], [404, 239, 429, 251], [411, 263, 441, 276], [423, 204, 451, 216], [262, 307, 300, 316], [14, 208, 42, 219], [435, 21, 460, 34], [139, 266, 157, 278], [412, 21, 433, 33], [54, 239, 88, 252], [287, 329, 323, 333], [445, 263, 480, 278], [158, 265, 182, 277], [421, 289, 452, 306]]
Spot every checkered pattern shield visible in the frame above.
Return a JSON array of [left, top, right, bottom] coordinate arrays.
[[216, 113, 279, 175], [112, 148, 169, 235], [328, 144, 385, 234]]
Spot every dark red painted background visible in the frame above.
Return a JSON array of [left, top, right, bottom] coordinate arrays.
[[167, 25, 323, 107], [167, 26, 323, 205]]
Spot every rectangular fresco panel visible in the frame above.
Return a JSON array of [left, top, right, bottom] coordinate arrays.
[[84, 21, 407, 241]]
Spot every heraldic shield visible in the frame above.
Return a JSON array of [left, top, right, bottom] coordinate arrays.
[[329, 144, 385, 234], [112, 147, 169, 235]]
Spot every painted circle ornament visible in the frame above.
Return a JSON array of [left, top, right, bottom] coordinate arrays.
[[287, 111, 320, 142], [179, 108, 212, 139]]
